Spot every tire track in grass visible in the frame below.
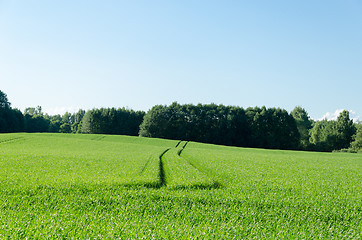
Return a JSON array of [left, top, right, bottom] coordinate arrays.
[[158, 148, 171, 186], [0, 137, 24, 144], [178, 141, 223, 189], [90, 135, 105, 141], [162, 141, 220, 189], [135, 148, 170, 188], [138, 140, 221, 189], [177, 141, 188, 156], [139, 156, 152, 175]]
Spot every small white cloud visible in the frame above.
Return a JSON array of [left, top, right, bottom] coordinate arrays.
[[319, 109, 343, 121], [319, 109, 360, 122]]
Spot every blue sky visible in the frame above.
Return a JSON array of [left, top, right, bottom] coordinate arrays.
[[0, 1, 361, 120]]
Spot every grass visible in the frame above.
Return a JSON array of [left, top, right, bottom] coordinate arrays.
[[0, 133, 177, 189], [161, 141, 215, 189], [0, 133, 361, 238]]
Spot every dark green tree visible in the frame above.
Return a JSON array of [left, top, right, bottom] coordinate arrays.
[[72, 109, 86, 133], [60, 123, 72, 133], [0, 90, 10, 109], [139, 105, 171, 138], [335, 110, 356, 149], [48, 115, 62, 133], [291, 106, 313, 150], [24, 106, 50, 132], [350, 123, 362, 152], [0, 107, 24, 133], [62, 112, 73, 125], [309, 120, 338, 151], [25, 115, 50, 132], [0, 90, 24, 133], [309, 111, 356, 152], [24, 106, 43, 116], [246, 107, 299, 149], [81, 108, 144, 135], [80, 110, 99, 134]]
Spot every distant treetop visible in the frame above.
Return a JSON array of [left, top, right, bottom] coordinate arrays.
[[0, 90, 10, 109]]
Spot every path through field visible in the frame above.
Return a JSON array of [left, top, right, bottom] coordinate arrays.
[[159, 141, 220, 189]]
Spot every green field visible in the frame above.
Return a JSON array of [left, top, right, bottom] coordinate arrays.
[[0, 133, 361, 238]]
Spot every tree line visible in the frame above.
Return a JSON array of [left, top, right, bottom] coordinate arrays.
[[139, 103, 300, 149], [0, 90, 361, 152], [139, 103, 360, 152], [0, 91, 144, 136], [21, 106, 144, 136]]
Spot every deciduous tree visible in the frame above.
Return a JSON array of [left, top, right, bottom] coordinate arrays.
[[291, 106, 313, 150]]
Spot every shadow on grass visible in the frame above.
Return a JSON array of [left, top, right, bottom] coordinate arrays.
[[26, 182, 165, 193], [168, 181, 223, 190], [119, 181, 224, 190], [2, 181, 224, 196], [119, 182, 163, 189]]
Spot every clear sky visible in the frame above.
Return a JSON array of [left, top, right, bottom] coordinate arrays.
[[1, 1, 361, 120]]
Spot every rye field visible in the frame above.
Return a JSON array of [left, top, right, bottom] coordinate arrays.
[[0, 133, 361, 239]]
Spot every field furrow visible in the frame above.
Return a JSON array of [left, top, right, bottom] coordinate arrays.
[[161, 141, 216, 189]]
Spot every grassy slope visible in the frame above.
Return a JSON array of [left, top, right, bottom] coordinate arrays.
[[0, 133, 361, 238], [0, 133, 177, 188], [182, 142, 362, 238]]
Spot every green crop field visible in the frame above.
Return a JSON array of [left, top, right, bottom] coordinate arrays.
[[0, 133, 361, 238]]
